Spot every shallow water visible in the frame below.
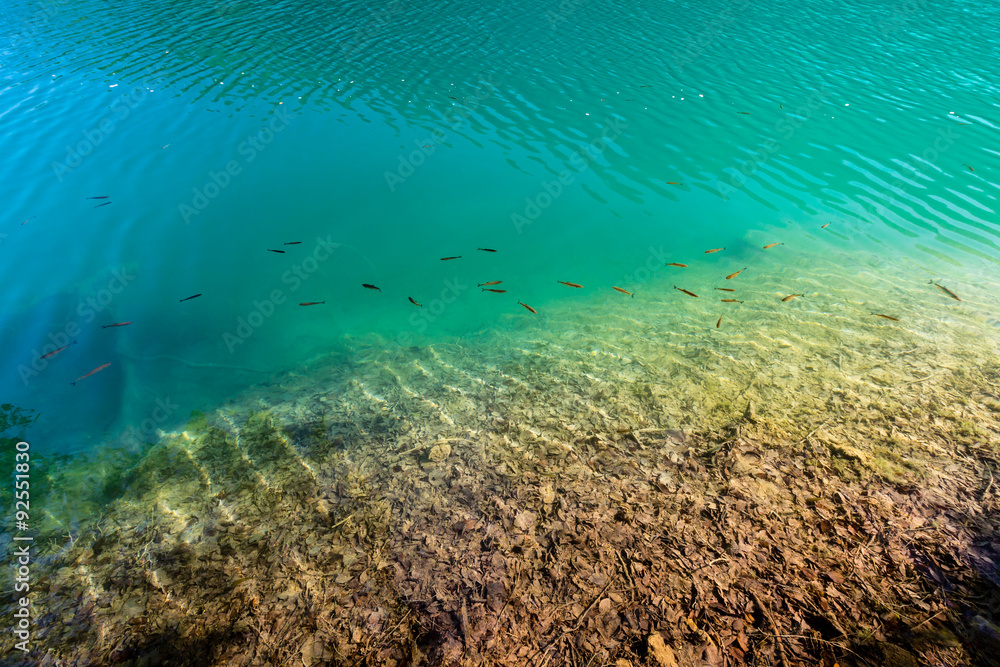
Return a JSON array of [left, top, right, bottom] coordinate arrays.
[[1, 0, 997, 470]]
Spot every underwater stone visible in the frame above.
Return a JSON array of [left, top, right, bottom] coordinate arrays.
[[426, 442, 451, 462]]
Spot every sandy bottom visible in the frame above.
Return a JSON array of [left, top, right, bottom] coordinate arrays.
[[3, 247, 1000, 666]]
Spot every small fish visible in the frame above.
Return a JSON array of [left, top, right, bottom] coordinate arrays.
[[762, 242, 783, 250], [721, 299, 743, 303], [362, 284, 381, 292], [94, 202, 111, 208], [737, 112, 750, 115], [284, 241, 302, 245], [40, 341, 76, 359], [558, 281, 583, 288], [716, 316, 722, 329], [161, 144, 170, 149], [478, 247, 498, 252], [639, 85, 651, 88], [665, 262, 687, 268], [965, 164, 975, 172], [440, 256, 462, 261], [299, 301, 325, 306], [821, 223, 830, 229], [482, 288, 507, 293], [267, 249, 286, 253], [930, 281, 961, 301], [725, 267, 747, 280], [612, 286, 633, 297], [71, 362, 110, 386], [781, 294, 803, 302], [101, 321, 132, 328], [666, 182, 682, 185], [85, 196, 110, 200], [179, 294, 202, 302], [478, 281, 503, 286], [408, 297, 422, 307], [518, 301, 537, 314], [871, 313, 899, 321], [715, 287, 736, 292], [674, 286, 698, 298], [705, 247, 725, 254]]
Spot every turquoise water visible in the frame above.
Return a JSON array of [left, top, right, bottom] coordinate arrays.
[[1, 0, 998, 453]]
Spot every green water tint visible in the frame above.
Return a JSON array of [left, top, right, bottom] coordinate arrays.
[[8, 242, 998, 547], [4, 243, 1000, 663]]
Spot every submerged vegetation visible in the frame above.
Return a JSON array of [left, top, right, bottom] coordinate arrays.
[[2, 249, 999, 666]]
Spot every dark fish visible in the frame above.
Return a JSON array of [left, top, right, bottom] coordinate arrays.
[[762, 242, 783, 250], [705, 247, 725, 254], [478, 248, 498, 252], [94, 202, 111, 208], [639, 85, 651, 88], [362, 284, 381, 292], [715, 288, 736, 292], [71, 362, 110, 386], [518, 301, 537, 314], [965, 164, 974, 172], [930, 281, 961, 301], [720, 299, 743, 303], [267, 249, 286, 253], [40, 341, 76, 360], [101, 321, 132, 328], [781, 294, 803, 302], [737, 112, 750, 115], [612, 286, 633, 297], [440, 256, 462, 261], [284, 241, 302, 245], [665, 262, 687, 267], [299, 301, 325, 306], [478, 281, 503, 286], [179, 294, 202, 302], [482, 288, 507, 293], [666, 182, 682, 185], [409, 297, 422, 307], [716, 316, 722, 329], [871, 313, 899, 321], [725, 267, 747, 280], [674, 286, 698, 298], [85, 196, 110, 200], [558, 281, 583, 288], [821, 223, 830, 229]]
